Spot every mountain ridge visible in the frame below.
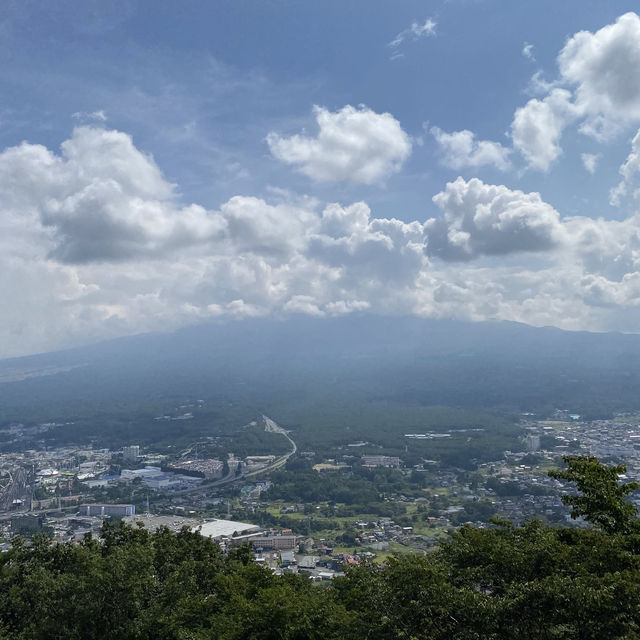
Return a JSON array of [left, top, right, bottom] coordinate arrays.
[[1, 315, 640, 421]]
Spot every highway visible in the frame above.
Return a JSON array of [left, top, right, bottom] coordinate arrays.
[[242, 415, 297, 476], [170, 415, 296, 496]]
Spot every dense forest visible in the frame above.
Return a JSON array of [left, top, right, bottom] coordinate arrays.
[[1, 457, 640, 639]]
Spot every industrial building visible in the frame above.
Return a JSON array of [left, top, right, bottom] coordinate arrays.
[[80, 504, 135, 517], [193, 519, 260, 541]]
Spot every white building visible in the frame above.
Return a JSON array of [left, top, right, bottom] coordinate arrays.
[[193, 519, 261, 541]]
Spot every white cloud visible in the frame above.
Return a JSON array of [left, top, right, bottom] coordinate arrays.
[[309, 202, 426, 283], [267, 105, 412, 184], [427, 177, 564, 260], [389, 18, 436, 50], [563, 215, 640, 281], [511, 13, 640, 169], [0, 125, 421, 354], [522, 43, 535, 61], [581, 153, 600, 174], [0, 127, 225, 263], [220, 196, 316, 257], [431, 127, 511, 171], [610, 129, 640, 206], [558, 12, 640, 139], [325, 299, 370, 315], [8, 125, 640, 356], [283, 295, 324, 316], [511, 89, 578, 171]]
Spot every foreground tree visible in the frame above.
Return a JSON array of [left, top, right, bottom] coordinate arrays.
[[549, 455, 639, 534]]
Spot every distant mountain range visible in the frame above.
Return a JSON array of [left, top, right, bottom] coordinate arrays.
[[1, 315, 640, 421]]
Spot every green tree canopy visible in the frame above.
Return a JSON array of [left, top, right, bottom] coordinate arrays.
[[548, 455, 639, 534]]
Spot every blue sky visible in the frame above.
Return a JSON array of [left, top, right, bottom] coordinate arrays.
[[3, 1, 640, 356]]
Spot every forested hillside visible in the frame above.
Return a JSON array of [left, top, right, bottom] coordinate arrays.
[[1, 457, 640, 639], [4, 317, 640, 427]]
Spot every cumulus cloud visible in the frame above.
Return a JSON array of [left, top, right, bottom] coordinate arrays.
[[0, 125, 423, 354], [563, 215, 640, 281], [558, 12, 640, 138], [426, 177, 564, 260], [0, 127, 225, 263], [431, 127, 511, 170], [510, 13, 640, 168], [511, 89, 578, 171], [7, 124, 640, 356], [219, 196, 316, 257], [309, 202, 426, 283], [267, 105, 412, 184]]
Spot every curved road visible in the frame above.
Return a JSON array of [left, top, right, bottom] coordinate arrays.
[[243, 415, 297, 477], [171, 415, 296, 496]]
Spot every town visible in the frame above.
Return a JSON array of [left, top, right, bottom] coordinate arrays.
[[1, 409, 640, 579]]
